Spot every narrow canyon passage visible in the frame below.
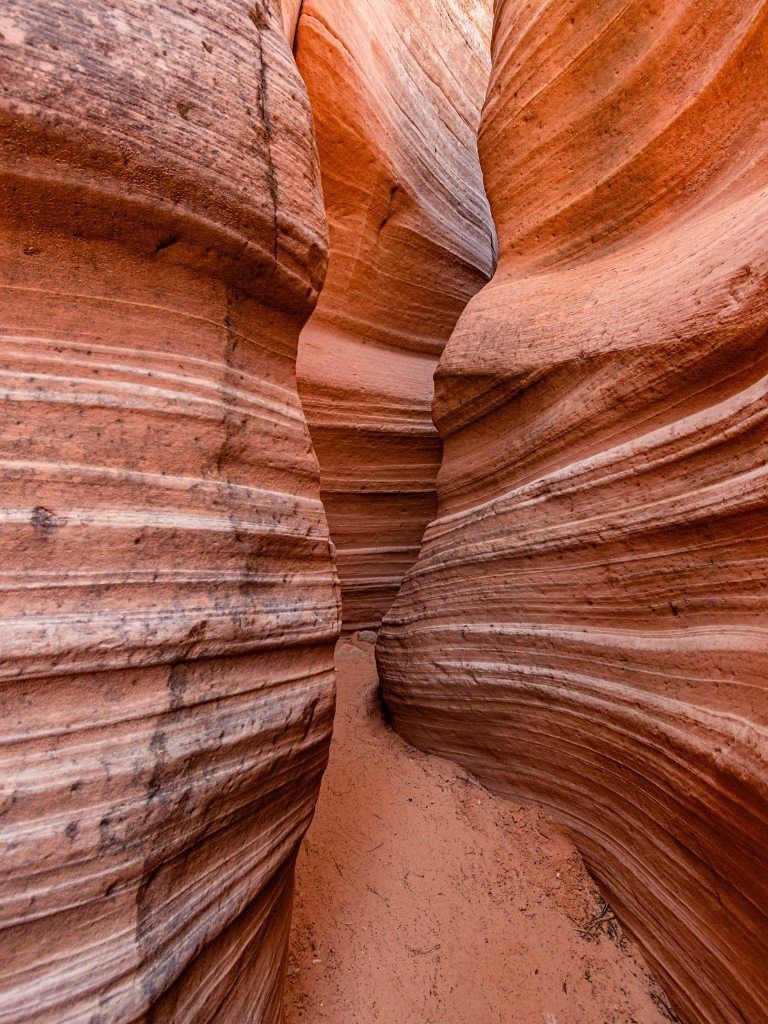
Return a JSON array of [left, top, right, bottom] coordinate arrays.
[[284, 636, 674, 1024], [2, 1, 766, 1020]]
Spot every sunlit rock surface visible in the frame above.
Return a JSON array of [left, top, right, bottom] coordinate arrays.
[[378, 2, 768, 1022], [295, 0, 496, 631], [0, 2, 339, 1021]]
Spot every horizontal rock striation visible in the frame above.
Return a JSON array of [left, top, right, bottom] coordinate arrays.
[[295, 0, 496, 631], [0, 3, 339, 1022], [378, 2, 768, 1022]]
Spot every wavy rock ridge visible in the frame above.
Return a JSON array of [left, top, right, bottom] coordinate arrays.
[[295, 0, 496, 631], [0, 3, 339, 1021], [379, 2, 768, 1023]]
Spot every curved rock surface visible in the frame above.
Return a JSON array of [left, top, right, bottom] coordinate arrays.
[[379, 3, 768, 1023], [0, 3, 339, 1021], [295, 0, 496, 631]]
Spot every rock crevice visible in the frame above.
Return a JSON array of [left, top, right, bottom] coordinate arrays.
[[295, 0, 496, 631]]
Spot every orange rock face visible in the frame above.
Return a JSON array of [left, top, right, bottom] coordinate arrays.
[[295, 0, 496, 631], [0, 3, 339, 1021], [379, 2, 768, 1022]]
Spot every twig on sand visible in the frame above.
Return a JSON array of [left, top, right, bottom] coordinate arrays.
[[579, 897, 618, 939], [651, 988, 684, 1022], [365, 882, 390, 905], [456, 773, 486, 793]]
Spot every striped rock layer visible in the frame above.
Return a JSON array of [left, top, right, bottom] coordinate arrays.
[[379, 2, 768, 1023], [295, 0, 496, 631], [0, 3, 339, 1022]]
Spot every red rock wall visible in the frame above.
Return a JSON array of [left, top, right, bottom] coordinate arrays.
[[0, 3, 339, 1021], [295, 0, 496, 631], [379, 2, 768, 1022]]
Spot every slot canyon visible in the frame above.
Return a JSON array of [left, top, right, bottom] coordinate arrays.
[[0, 3, 765, 1024]]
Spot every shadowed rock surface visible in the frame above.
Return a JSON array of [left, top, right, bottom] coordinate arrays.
[[0, 3, 339, 1021], [378, 2, 768, 1023], [295, 0, 496, 631]]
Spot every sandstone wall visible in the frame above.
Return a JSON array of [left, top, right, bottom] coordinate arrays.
[[0, 3, 339, 1021], [379, 2, 768, 1022], [295, 0, 496, 631]]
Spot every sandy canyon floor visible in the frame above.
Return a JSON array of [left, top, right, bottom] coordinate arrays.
[[284, 636, 676, 1024]]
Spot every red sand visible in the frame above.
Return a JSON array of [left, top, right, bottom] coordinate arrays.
[[284, 636, 673, 1024]]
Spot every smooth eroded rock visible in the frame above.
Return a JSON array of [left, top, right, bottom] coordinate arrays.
[[379, 2, 768, 1022], [0, 3, 340, 1021]]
